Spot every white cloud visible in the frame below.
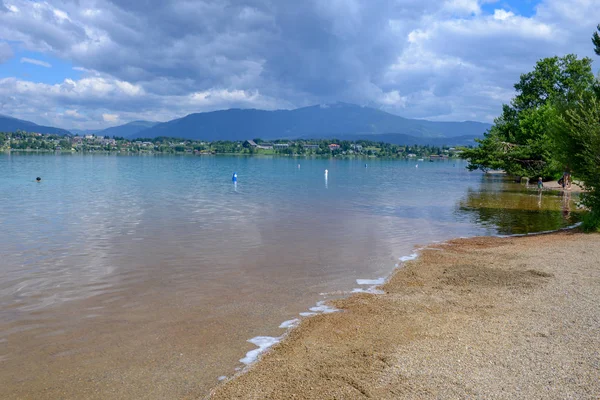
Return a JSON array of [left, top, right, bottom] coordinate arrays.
[[0, 41, 13, 63], [443, 0, 481, 15], [493, 9, 514, 21], [20, 57, 52, 68], [6, 4, 19, 13], [0, 0, 598, 128], [102, 113, 119, 122], [379, 90, 407, 107], [64, 109, 83, 118]]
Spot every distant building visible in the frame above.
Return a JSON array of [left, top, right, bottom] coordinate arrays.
[[303, 144, 319, 149], [84, 134, 94, 139], [257, 142, 273, 150], [99, 138, 116, 146], [245, 140, 257, 147], [328, 144, 340, 150], [273, 143, 289, 149], [352, 144, 363, 151]]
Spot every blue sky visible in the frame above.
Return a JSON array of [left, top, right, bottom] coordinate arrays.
[[0, 0, 598, 129], [481, 0, 541, 17], [0, 46, 82, 84]]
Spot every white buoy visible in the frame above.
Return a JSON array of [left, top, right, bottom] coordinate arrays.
[[298, 164, 301, 169], [324, 169, 328, 177], [415, 164, 419, 168]]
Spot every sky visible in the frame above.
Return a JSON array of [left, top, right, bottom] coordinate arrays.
[[0, 0, 598, 129]]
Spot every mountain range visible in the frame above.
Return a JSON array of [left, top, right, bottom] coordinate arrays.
[[134, 103, 490, 141], [0, 114, 71, 135], [1, 103, 491, 146]]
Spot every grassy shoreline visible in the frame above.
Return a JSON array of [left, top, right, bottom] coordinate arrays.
[[1, 149, 463, 161], [209, 230, 600, 399]]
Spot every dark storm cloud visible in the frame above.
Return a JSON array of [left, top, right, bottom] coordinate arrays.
[[0, 0, 598, 128]]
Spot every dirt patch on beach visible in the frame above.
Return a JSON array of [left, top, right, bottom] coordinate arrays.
[[209, 231, 600, 399]]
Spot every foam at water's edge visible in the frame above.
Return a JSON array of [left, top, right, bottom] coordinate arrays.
[[279, 319, 300, 329], [238, 300, 340, 368], [309, 301, 339, 314], [350, 251, 421, 296], [352, 287, 385, 295], [299, 311, 317, 317], [229, 222, 583, 380], [239, 336, 282, 365], [356, 278, 385, 285], [399, 253, 418, 262]]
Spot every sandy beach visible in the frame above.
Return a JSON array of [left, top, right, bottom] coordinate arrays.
[[542, 180, 585, 192], [209, 231, 600, 399]]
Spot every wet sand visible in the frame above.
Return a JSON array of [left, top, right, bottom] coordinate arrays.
[[210, 231, 600, 399], [541, 180, 585, 192]]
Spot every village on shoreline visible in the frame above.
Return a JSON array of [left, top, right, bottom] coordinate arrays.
[[0, 130, 467, 160]]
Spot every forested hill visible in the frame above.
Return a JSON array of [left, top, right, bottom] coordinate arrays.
[[131, 103, 490, 140], [0, 115, 70, 135]]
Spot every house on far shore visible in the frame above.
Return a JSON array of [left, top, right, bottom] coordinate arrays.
[[273, 143, 289, 149], [328, 144, 340, 150], [245, 140, 257, 147], [257, 142, 274, 150]]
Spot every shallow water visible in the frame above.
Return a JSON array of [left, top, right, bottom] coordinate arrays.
[[0, 153, 579, 399]]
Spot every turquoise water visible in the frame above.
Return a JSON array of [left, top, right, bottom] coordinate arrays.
[[0, 153, 579, 398]]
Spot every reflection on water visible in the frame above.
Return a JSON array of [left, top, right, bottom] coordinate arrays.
[[457, 174, 580, 235], [0, 155, 581, 399]]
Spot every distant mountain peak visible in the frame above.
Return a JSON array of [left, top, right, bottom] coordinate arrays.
[[130, 104, 491, 141], [0, 114, 69, 135], [93, 120, 159, 138], [317, 101, 362, 109]]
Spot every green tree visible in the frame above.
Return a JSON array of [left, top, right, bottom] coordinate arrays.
[[593, 24, 600, 56], [462, 55, 595, 178], [551, 93, 600, 230]]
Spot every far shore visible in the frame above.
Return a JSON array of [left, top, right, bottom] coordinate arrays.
[[209, 230, 600, 399], [0, 149, 463, 161]]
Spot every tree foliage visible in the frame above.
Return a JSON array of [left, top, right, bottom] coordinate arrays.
[[552, 93, 600, 230], [462, 55, 595, 178], [593, 24, 600, 56]]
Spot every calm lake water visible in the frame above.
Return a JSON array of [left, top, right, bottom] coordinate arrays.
[[0, 153, 579, 399]]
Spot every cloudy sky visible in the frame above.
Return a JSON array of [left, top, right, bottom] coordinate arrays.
[[0, 0, 598, 129]]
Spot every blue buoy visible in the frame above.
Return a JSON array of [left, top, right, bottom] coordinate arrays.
[[365, 163, 367, 168], [232, 172, 237, 183]]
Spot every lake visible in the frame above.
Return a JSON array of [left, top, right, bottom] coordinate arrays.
[[0, 153, 579, 399]]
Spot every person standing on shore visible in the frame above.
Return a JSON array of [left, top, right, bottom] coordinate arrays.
[[537, 177, 543, 190]]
